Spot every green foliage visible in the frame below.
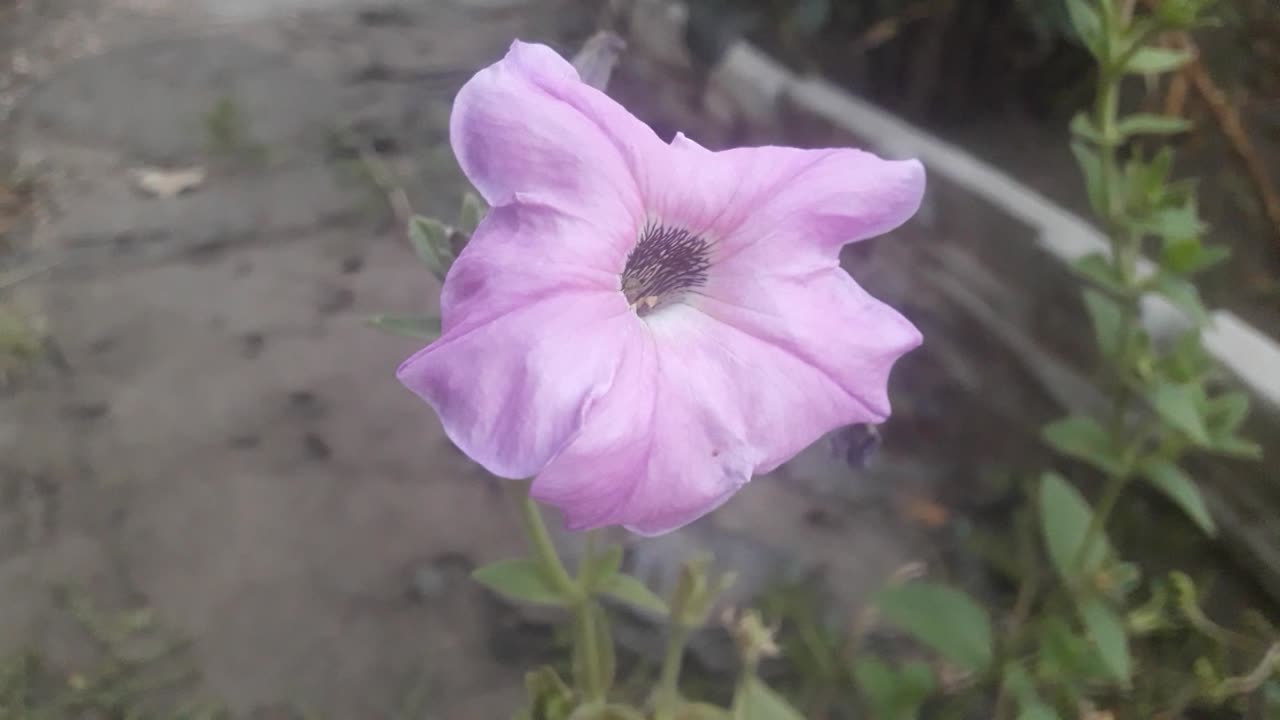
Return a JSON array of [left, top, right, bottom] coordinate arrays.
[[1138, 460, 1214, 535], [733, 676, 807, 720], [598, 574, 669, 616], [1078, 598, 1131, 683], [1039, 472, 1111, 585], [472, 558, 572, 606], [365, 313, 440, 340], [854, 659, 934, 720], [1041, 417, 1124, 475], [875, 582, 994, 672], [409, 215, 455, 282]]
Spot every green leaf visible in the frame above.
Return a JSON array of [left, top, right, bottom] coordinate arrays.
[[1125, 47, 1194, 75], [855, 659, 935, 720], [1203, 391, 1249, 437], [1071, 141, 1105, 217], [1069, 112, 1103, 143], [1079, 598, 1131, 683], [1149, 382, 1211, 444], [1159, 329, 1213, 383], [1147, 202, 1206, 243], [875, 582, 993, 672], [1064, 0, 1103, 55], [458, 192, 486, 236], [1116, 113, 1192, 138], [1041, 416, 1124, 475], [1139, 460, 1215, 535], [1208, 435, 1263, 460], [600, 574, 668, 615], [1040, 472, 1111, 584], [1153, 275, 1209, 324], [581, 545, 624, 592], [1082, 289, 1125, 359], [1162, 237, 1228, 275], [365, 314, 441, 340], [737, 676, 807, 720], [1002, 664, 1061, 720], [472, 559, 569, 606], [408, 215, 454, 280], [1072, 254, 1125, 294], [524, 666, 575, 720]]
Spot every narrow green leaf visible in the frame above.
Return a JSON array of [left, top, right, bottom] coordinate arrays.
[[472, 559, 568, 606], [1040, 472, 1110, 584], [1079, 598, 1131, 683], [1139, 460, 1215, 535], [1072, 254, 1125, 294], [365, 314, 441, 340], [1082, 289, 1125, 359], [581, 544, 624, 592], [1041, 416, 1124, 475], [1071, 141, 1105, 217], [1153, 274, 1209, 324], [1125, 47, 1194, 75], [1149, 383, 1211, 444], [1208, 436, 1263, 460], [875, 582, 993, 672], [458, 192, 486, 236], [1064, 0, 1103, 55], [408, 215, 454, 280], [1069, 112, 1103, 143], [1116, 113, 1192, 138], [600, 574, 669, 615], [738, 676, 807, 720]]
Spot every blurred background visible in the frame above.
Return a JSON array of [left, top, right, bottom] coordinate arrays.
[[0, 0, 1277, 717]]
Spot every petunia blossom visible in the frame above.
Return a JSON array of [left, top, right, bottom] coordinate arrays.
[[398, 40, 925, 536]]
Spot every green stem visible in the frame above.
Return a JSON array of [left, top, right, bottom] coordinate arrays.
[[653, 623, 691, 720], [519, 491, 579, 598], [518, 489, 610, 703]]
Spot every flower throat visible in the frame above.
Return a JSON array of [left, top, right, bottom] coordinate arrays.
[[621, 223, 711, 316]]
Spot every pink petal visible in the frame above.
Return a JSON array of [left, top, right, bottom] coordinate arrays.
[[695, 268, 921, 466], [397, 292, 635, 479], [441, 202, 626, 334], [644, 137, 925, 276], [450, 41, 663, 241], [531, 318, 759, 536]]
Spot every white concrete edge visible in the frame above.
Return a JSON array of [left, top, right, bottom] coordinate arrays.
[[715, 44, 1280, 411]]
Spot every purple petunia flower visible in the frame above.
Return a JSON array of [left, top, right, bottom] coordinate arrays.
[[398, 41, 925, 535]]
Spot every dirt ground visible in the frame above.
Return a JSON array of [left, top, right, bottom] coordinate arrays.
[[0, 1, 942, 716]]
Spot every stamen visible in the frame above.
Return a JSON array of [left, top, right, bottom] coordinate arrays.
[[621, 223, 711, 316]]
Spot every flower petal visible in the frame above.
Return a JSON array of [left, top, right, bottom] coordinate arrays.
[[694, 268, 922, 470], [643, 138, 925, 275], [531, 319, 759, 536], [451, 41, 662, 233], [442, 202, 626, 333], [398, 292, 635, 479]]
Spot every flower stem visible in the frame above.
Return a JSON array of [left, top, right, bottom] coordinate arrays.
[[653, 623, 690, 720], [518, 488, 610, 702], [519, 490, 579, 598]]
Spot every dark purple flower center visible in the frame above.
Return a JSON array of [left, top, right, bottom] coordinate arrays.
[[621, 222, 711, 316]]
